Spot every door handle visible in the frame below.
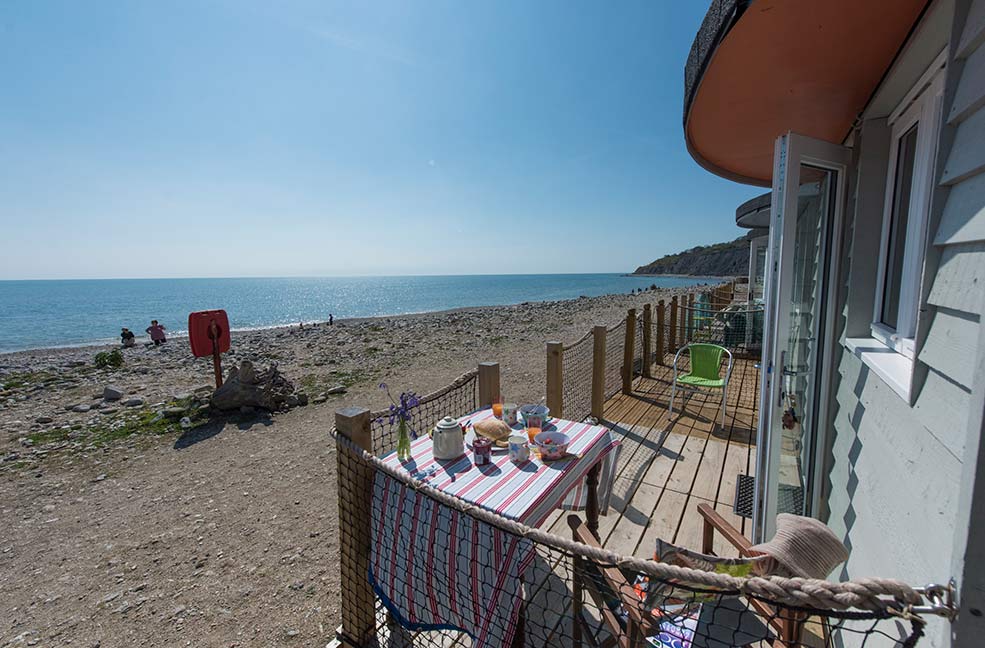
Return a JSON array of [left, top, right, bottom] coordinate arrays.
[[777, 351, 785, 407]]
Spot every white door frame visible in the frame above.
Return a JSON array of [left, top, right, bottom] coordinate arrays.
[[753, 132, 851, 542]]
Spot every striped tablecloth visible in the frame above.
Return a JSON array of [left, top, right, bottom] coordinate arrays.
[[369, 408, 622, 647]]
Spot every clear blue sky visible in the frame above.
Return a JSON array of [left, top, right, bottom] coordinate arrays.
[[0, 1, 760, 280]]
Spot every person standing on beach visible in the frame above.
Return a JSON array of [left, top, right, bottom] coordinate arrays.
[[329, 314, 334, 326], [120, 327, 135, 348], [146, 320, 167, 345]]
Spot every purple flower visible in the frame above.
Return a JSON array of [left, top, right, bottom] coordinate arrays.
[[379, 383, 420, 437]]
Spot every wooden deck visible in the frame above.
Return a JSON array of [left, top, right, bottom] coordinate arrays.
[[542, 355, 761, 558], [366, 351, 763, 647]]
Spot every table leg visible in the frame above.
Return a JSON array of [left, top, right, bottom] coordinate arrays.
[[586, 463, 600, 541], [511, 601, 526, 648]]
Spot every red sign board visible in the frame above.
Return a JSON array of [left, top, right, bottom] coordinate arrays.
[[188, 310, 231, 358]]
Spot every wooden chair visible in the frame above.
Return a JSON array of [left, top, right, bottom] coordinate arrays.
[[568, 503, 809, 648]]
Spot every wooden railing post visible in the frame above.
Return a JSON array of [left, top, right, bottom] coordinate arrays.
[[335, 407, 376, 646], [679, 297, 687, 347], [546, 341, 563, 418], [686, 293, 695, 344], [591, 325, 606, 421], [669, 296, 678, 353], [642, 304, 653, 378], [656, 300, 666, 365], [478, 362, 501, 408], [622, 309, 636, 394]]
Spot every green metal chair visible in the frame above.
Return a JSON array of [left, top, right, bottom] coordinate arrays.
[[669, 343, 733, 428]]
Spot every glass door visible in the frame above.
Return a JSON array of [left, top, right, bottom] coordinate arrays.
[[753, 133, 850, 542]]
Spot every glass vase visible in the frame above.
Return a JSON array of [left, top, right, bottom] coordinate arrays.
[[397, 419, 412, 461]]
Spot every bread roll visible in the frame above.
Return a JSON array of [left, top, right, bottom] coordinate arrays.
[[473, 418, 511, 442]]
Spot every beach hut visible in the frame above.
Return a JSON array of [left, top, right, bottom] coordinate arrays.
[[684, 1, 985, 645]]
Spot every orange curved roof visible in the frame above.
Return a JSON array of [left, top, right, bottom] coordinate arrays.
[[685, 1, 928, 186]]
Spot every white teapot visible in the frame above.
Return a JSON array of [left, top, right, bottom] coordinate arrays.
[[432, 416, 465, 460]]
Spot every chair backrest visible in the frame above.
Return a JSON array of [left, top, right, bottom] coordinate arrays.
[[688, 343, 725, 379]]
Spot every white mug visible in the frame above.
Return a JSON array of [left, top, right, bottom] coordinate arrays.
[[508, 434, 529, 463]]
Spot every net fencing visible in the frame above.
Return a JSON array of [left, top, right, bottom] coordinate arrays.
[[604, 321, 626, 401], [335, 429, 932, 648], [561, 331, 594, 424], [370, 370, 479, 464]]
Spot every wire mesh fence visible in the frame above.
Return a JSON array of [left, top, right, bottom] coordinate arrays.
[[335, 430, 933, 648]]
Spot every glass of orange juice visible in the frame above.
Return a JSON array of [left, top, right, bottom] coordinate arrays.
[[491, 397, 503, 419], [525, 424, 541, 444]]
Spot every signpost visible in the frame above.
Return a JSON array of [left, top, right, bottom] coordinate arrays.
[[188, 310, 231, 388]]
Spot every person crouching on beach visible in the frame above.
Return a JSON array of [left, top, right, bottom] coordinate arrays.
[[121, 327, 135, 348], [146, 320, 167, 345]]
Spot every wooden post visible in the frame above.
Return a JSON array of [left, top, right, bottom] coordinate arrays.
[[642, 304, 652, 378], [656, 300, 665, 365], [669, 296, 678, 353], [546, 342, 564, 418], [686, 293, 695, 344], [622, 309, 636, 394], [679, 297, 687, 347], [335, 407, 376, 646], [478, 362, 501, 408], [591, 325, 606, 421]]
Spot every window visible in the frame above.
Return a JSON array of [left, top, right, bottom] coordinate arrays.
[[870, 60, 945, 358]]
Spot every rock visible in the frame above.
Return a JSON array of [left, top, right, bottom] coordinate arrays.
[[312, 394, 328, 404], [179, 417, 192, 429], [100, 407, 119, 415], [36, 416, 54, 424], [162, 407, 186, 419], [72, 404, 91, 413], [296, 392, 309, 406], [173, 392, 193, 401], [94, 473, 107, 482], [103, 385, 124, 401], [123, 398, 144, 407], [326, 385, 346, 395], [285, 394, 299, 407], [239, 361, 258, 384], [211, 362, 294, 412]]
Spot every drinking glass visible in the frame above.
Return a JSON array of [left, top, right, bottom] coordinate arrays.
[[491, 397, 504, 419]]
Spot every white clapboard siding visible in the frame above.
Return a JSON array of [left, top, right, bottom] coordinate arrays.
[[949, 37, 985, 125], [927, 241, 985, 313], [934, 171, 985, 244], [957, 0, 985, 59], [914, 366, 970, 459], [918, 308, 980, 390], [940, 104, 985, 185]]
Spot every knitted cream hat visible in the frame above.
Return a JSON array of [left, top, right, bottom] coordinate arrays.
[[749, 514, 848, 579]]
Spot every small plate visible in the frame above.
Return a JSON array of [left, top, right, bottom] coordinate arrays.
[[465, 428, 509, 452]]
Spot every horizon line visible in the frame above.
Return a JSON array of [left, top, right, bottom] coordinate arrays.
[[0, 271, 673, 282]]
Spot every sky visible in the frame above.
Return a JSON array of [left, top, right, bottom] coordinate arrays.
[[0, 1, 762, 280]]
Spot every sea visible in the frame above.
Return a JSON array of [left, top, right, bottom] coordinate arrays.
[[0, 274, 721, 353]]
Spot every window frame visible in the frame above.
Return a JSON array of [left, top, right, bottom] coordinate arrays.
[[871, 56, 946, 359]]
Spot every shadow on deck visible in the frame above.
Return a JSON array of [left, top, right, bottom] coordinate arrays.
[[543, 356, 760, 558]]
